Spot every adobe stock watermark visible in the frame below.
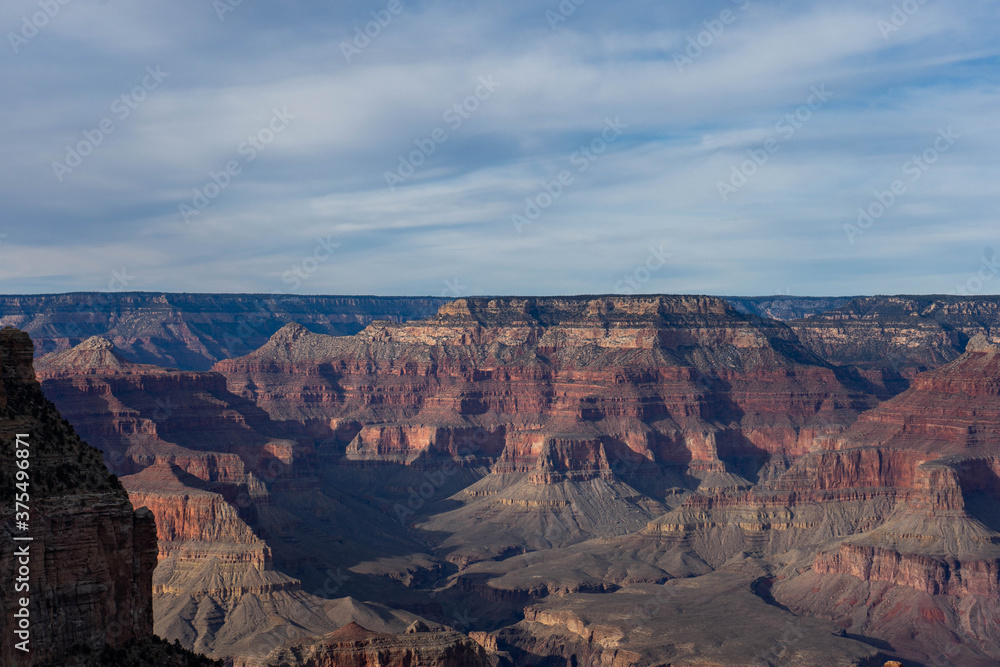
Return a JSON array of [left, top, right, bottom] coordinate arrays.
[[341, 0, 403, 63], [216, 236, 337, 352], [614, 245, 672, 294], [213, 0, 244, 21], [844, 126, 959, 244], [512, 117, 629, 233], [545, 0, 586, 30], [52, 66, 169, 182], [441, 277, 466, 298], [384, 75, 501, 191], [673, 0, 750, 72], [393, 432, 487, 525], [878, 0, 929, 40], [12, 433, 32, 653], [758, 618, 806, 664], [179, 107, 295, 223], [951, 248, 999, 296], [8, 0, 72, 54], [106, 266, 135, 292], [281, 235, 341, 291], [716, 84, 832, 202], [312, 567, 351, 599]]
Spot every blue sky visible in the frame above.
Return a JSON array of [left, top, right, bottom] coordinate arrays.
[[1, 0, 998, 297]]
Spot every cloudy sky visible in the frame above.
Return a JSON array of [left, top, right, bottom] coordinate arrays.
[[1, 0, 998, 297]]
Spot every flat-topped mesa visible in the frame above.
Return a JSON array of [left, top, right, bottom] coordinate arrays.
[[213, 296, 874, 476], [121, 463, 263, 548], [432, 295, 730, 324], [356, 295, 788, 354], [221, 296, 812, 373]]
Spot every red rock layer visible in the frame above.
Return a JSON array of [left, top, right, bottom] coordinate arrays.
[[814, 543, 1000, 597], [214, 297, 877, 480]]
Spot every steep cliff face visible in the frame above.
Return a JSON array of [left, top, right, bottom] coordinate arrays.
[[211, 297, 877, 563], [771, 340, 1000, 664], [451, 331, 1000, 665], [217, 296, 874, 470], [0, 327, 159, 666]]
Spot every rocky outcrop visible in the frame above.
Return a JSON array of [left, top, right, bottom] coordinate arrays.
[[0, 327, 159, 666], [35, 336, 444, 664], [121, 463, 263, 551], [261, 622, 493, 667], [491, 570, 884, 666], [767, 339, 1000, 662], [813, 542, 1000, 597]]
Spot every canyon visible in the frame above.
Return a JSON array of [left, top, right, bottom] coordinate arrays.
[[0, 327, 220, 666], [8, 293, 1000, 665]]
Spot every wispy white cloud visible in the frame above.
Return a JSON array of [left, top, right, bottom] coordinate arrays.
[[0, 0, 997, 296]]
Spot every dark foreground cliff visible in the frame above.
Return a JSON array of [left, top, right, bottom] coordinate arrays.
[[0, 327, 218, 667]]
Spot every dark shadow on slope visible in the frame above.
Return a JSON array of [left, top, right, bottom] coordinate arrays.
[[962, 491, 1000, 533], [843, 633, 896, 652], [750, 577, 792, 613]]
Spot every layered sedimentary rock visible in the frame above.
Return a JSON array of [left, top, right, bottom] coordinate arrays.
[[413, 324, 1000, 665], [610, 334, 1000, 664], [767, 335, 1000, 664], [37, 335, 449, 665], [0, 327, 159, 666], [789, 295, 1000, 382], [217, 296, 875, 473], [261, 622, 493, 667], [34, 294, 1000, 666], [213, 296, 879, 565], [0, 293, 448, 369]]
